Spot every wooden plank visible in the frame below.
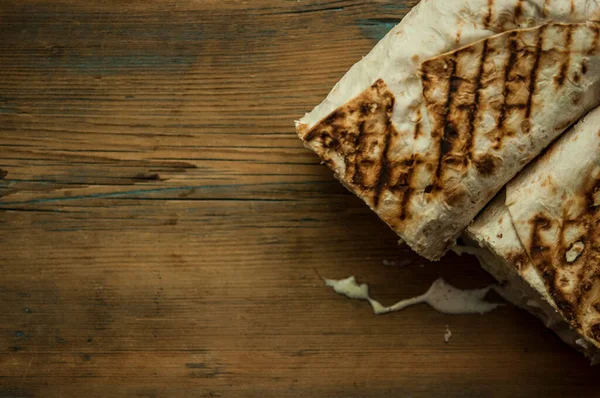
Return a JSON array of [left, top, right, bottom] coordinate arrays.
[[1, 1, 598, 397]]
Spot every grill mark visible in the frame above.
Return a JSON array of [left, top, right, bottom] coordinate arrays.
[[529, 215, 578, 324], [474, 154, 499, 176], [496, 32, 519, 132], [576, 270, 594, 309], [484, 0, 494, 28], [507, 251, 525, 271], [575, 217, 597, 309], [326, 111, 343, 125], [514, 0, 523, 22], [304, 111, 344, 143], [543, 0, 550, 17], [570, 0, 575, 14], [351, 121, 367, 188], [525, 25, 546, 119], [589, 25, 600, 56], [576, 179, 600, 310], [557, 208, 568, 263], [397, 157, 417, 221], [465, 39, 489, 161], [529, 215, 550, 260], [413, 107, 422, 139], [372, 123, 393, 208], [527, 177, 600, 331], [587, 179, 600, 210], [399, 187, 413, 220], [434, 56, 458, 183], [440, 124, 458, 167], [552, 290, 578, 325], [456, 27, 462, 44], [304, 128, 321, 143], [414, 121, 422, 139], [555, 25, 574, 87], [302, 79, 402, 210]]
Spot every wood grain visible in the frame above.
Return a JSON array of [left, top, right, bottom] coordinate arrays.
[[1, 1, 598, 397]]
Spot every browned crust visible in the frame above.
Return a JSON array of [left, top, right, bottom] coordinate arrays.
[[554, 25, 574, 87], [514, 0, 524, 23], [525, 174, 600, 338], [465, 39, 489, 157], [525, 25, 546, 118], [300, 80, 406, 214], [589, 25, 600, 56], [507, 251, 531, 272], [543, 0, 550, 17], [413, 107, 423, 139], [299, 78, 431, 230], [576, 177, 600, 338], [434, 54, 458, 185], [484, 0, 494, 28], [496, 31, 519, 133], [420, 22, 595, 177], [297, 22, 600, 258], [528, 214, 579, 324]]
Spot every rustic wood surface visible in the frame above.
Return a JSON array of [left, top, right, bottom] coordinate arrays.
[[1, 1, 598, 397]]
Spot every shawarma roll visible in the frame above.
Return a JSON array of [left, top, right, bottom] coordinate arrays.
[[297, 0, 600, 260], [465, 105, 600, 361]]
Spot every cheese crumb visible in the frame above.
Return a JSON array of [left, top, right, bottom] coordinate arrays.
[[566, 241, 585, 263]]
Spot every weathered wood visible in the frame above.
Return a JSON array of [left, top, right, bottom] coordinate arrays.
[[1, 1, 598, 396]]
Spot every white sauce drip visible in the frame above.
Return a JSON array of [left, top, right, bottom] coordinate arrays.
[[324, 276, 369, 300], [444, 326, 452, 343], [323, 276, 501, 315]]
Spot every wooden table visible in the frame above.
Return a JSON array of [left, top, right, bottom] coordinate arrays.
[[1, 1, 598, 396]]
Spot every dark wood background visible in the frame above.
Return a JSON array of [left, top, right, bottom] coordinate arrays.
[[1, 1, 598, 396]]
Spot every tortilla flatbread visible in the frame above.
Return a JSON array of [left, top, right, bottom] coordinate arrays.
[[465, 105, 600, 360], [297, 0, 600, 260]]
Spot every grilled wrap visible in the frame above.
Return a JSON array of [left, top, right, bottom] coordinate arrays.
[[297, 0, 600, 260], [465, 105, 600, 361]]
